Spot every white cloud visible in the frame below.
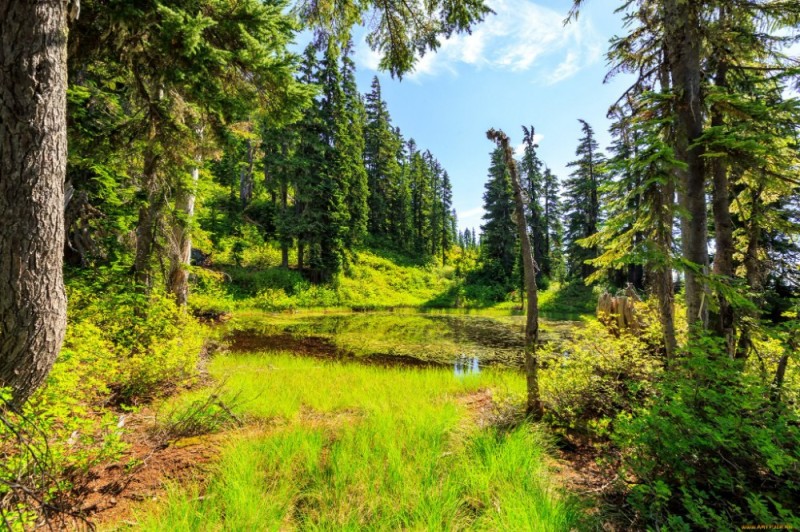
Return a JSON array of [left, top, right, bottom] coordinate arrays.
[[460, 206, 485, 219], [356, 0, 604, 83], [513, 134, 545, 156], [458, 207, 485, 230]]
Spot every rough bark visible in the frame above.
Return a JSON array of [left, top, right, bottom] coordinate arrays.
[[663, 0, 709, 331], [0, 0, 69, 405], [736, 182, 765, 360], [653, 179, 677, 361], [487, 128, 543, 420], [168, 164, 199, 306], [653, 56, 678, 362], [133, 149, 161, 290], [710, 55, 736, 356]]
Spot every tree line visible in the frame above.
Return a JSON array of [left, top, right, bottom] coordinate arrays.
[[255, 42, 458, 282]]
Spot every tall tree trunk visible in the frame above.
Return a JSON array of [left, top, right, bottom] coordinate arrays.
[[652, 179, 678, 362], [133, 149, 161, 290], [736, 182, 765, 360], [0, 0, 69, 405], [654, 56, 678, 362], [487, 129, 543, 420], [239, 139, 254, 209], [168, 162, 199, 306], [664, 0, 709, 332], [710, 49, 736, 356]]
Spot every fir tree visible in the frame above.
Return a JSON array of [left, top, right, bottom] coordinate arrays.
[[520, 125, 547, 283], [480, 147, 518, 288], [563, 119, 605, 281], [364, 76, 402, 239]]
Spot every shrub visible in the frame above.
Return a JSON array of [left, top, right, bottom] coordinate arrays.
[[612, 335, 800, 529], [539, 319, 663, 438], [66, 272, 206, 402]]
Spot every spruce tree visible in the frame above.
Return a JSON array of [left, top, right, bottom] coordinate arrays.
[[541, 167, 565, 281], [563, 119, 605, 281], [520, 126, 547, 282], [341, 42, 370, 246], [480, 147, 518, 288], [364, 76, 402, 239]]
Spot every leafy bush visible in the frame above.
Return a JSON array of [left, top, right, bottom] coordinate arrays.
[[612, 335, 800, 529], [539, 319, 663, 437], [1, 385, 127, 529], [66, 271, 206, 402], [227, 266, 307, 298]]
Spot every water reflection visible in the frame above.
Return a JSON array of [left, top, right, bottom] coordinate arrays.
[[454, 355, 480, 377], [226, 311, 582, 369]]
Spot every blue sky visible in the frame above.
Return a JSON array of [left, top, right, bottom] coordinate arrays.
[[348, 0, 633, 232]]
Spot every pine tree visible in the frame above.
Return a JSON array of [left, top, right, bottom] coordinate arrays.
[[408, 140, 433, 255], [364, 76, 402, 239], [440, 171, 455, 265], [520, 126, 547, 282], [480, 147, 518, 288], [563, 119, 605, 281], [541, 167, 565, 281], [341, 42, 370, 246]]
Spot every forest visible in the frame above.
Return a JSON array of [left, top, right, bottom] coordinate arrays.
[[1, 0, 799, 530]]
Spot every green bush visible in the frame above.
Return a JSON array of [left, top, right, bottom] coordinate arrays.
[[227, 266, 307, 298], [539, 319, 662, 437], [612, 335, 800, 529], [66, 272, 206, 402]]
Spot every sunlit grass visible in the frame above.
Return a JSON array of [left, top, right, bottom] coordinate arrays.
[[128, 352, 585, 531]]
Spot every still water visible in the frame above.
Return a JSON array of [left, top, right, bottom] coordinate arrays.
[[225, 310, 581, 370]]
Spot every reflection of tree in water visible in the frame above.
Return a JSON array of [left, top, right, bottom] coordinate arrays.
[[453, 355, 480, 376], [225, 312, 576, 367], [431, 315, 525, 348]]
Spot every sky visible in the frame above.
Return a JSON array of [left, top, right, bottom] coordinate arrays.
[[346, 0, 634, 232]]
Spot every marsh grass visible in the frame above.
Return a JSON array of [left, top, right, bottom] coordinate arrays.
[[128, 352, 585, 531]]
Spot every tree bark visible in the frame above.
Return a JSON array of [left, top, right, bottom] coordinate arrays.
[[0, 0, 69, 405], [736, 182, 765, 360], [168, 164, 199, 306], [133, 149, 161, 290], [651, 55, 678, 362], [663, 0, 709, 332], [710, 50, 736, 356], [487, 128, 543, 420]]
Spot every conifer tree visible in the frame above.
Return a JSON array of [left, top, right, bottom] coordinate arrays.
[[541, 167, 565, 280], [480, 147, 518, 288], [341, 42, 370, 246], [364, 76, 403, 239], [440, 171, 455, 265], [520, 126, 547, 282], [409, 140, 433, 255], [563, 119, 605, 281]]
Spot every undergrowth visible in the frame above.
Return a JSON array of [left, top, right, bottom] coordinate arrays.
[[0, 269, 208, 528]]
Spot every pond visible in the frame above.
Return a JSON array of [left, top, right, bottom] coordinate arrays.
[[223, 310, 583, 370]]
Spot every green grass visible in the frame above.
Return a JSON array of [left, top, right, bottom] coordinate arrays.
[[198, 248, 456, 312], [127, 352, 585, 531]]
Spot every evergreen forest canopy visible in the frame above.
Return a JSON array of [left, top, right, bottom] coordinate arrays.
[[1, 0, 799, 529]]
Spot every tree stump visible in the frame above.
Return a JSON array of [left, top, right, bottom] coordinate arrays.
[[597, 285, 643, 334]]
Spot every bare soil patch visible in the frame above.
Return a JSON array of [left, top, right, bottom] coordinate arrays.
[[79, 411, 222, 527]]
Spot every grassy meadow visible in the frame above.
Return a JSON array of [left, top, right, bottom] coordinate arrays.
[[126, 350, 585, 531]]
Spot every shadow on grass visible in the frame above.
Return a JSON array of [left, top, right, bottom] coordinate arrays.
[[539, 281, 596, 317]]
